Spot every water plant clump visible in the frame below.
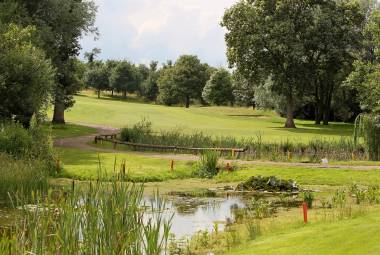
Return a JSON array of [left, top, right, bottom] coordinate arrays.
[[236, 176, 299, 192], [193, 151, 220, 178], [1, 182, 172, 255]]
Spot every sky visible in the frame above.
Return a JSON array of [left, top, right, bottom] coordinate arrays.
[[80, 0, 238, 67]]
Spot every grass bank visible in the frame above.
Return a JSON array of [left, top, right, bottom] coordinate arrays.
[[225, 207, 380, 255]]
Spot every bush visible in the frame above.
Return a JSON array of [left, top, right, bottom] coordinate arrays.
[[193, 151, 220, 178], [120, 118, 153, 142], [0, 122, 56, 174], [0, 153, 48, 203], [236, 176, 299, 192]]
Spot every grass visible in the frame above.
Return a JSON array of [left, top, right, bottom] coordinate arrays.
[[225, 208, 380, 255], [58, 91, 353, 142], [216, 165, 380, 186], [56, 147, 380, 186], [42, 123, 97, 139], [56, 148, 194, 182]]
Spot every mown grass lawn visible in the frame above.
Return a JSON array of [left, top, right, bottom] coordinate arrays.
[[56, 148, 194, 182], [58, 91, 353, 142], [225, 208, 380, 255], [43, 123, 97, 139], [57, 147, 380, 186], [216, 166, 380, 186]]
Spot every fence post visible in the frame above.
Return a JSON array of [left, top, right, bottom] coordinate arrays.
[[171, 160, 174, 171], [303, 202, 308, 224]]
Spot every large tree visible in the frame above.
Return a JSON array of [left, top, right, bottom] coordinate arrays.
[[85, 62, 110, 98], [158, 55, 209, 108], [0, 0, 98, 124], [304, 0, 365, 125], [0, 24, 55, 127], [347, 8, 380, 113], [110, 61, 139, 98], [222, 0, 319, 128]]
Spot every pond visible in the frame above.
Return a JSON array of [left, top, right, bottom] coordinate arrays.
[[153, 195, 247, 239]]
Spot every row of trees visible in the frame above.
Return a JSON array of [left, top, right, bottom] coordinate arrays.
[[0, 0, 97, 127], [85, 54, 237, 108]]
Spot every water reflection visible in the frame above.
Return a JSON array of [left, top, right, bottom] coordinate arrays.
[[145, 196, 246, 239]]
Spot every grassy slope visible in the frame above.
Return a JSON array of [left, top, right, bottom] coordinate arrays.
[[225, 209, 380, 255], [56, 148, 194, 182], [61, 92, 353, 142]]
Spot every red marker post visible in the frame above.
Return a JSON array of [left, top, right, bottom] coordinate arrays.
[[303, 202, 308, 224]]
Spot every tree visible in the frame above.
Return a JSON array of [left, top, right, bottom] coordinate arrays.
[[303, 1, 365, 125], [232, 72, 255, 108], [157, 67, 180, 106], [347, 8, 380, 113], [110, 61, 139, 98], [157, 55, 209, 107], [84, 47, 101, 64], [2, 0, 98, 124], [0, 24, 55, 127], [223, 0, 323, 128], [140, 61, 159, 101], [202, 68, 234, 106], [85, 62, 110, 98]]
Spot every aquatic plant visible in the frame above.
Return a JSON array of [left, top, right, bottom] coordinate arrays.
[[1, 182, 172, 255]]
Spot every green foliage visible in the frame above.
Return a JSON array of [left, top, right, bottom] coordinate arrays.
[[0, 24, 54, 127], [120, 118, 153, 142], [222, 0, 366, 127], [85, 62, 110, 98], [354, 114, 380, 160], [157, 55, 210, 107], [236, 176, 299, 192], [1, 183, 172, 255], [346, 9, 380, 113], [193, 151, 220, 179], [110, 61, 140, 98], [0, 122, 56, 174], [140, 61, 159, 101], [0, 153, 48, 203], [303, 191, 315, 209], [202, 68, 234, 106]]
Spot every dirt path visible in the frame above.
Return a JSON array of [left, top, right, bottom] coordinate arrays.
[[54, 124, 380, 171]]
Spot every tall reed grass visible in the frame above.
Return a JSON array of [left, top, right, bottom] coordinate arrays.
[[0, 153, 48, 204], [120, 120, 365, 161], [1, 181, 172, 255], [354, 114, 380, 161]]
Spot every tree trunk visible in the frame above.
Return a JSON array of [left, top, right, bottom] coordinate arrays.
[[185, 95, 190, 108], [111, 89, 114, 96], [315, 103, 322, 125], [285, 95, 296, 128], [52, 100, 65, 124], [123, 90, 127, 99], [97, 90, 100, 99], [15, 113, 33, 129]]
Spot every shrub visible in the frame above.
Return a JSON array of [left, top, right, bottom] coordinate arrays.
[[193, 151, 220, 178], [120, 118, 153, 142], [0, 153, 48, 203], [0, 122, 55, 166], [303, 191, 315, 209]]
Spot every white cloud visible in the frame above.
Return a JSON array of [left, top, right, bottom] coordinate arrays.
[[80, 0, 237, 66]]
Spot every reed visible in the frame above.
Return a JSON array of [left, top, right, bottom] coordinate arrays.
[[119, 120, 365, 161], [1, 181, 172, 255]]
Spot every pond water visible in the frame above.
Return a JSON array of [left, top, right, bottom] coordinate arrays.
[[145, 195, 247, 239]]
